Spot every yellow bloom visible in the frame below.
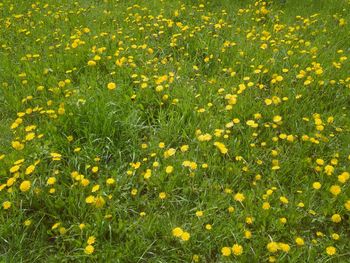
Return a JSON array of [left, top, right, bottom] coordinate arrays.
[[47, 177, 56, 185], [165, 166, 174, 174], [221, 247, 231, 256], [106, 178, 115, 185], [329, 185, 341, 196], [87, 236, 96, 245], [232, 244, 243, 256], [2, 201, 11, 210], [267, 242, 279, 253], [94, 196, 105, 208], [214, 141, 228, 154], [345, 200, 350, 211], [84, 245, 94, 254], [19, 181, 31, 192], [12, 141, 24, 150], [181, 231, 190, 241], [25, 165, 35, 175], [107, 82, 116, 90], [159, 192, 167, 199], [295, 237, 304, 246], [262, 202, 271, 210], [234, 192, 245, 202], [85, 195, 95, 204], [312, 182, 321, 190], [278, 243, 290, 253], [87, 60, 96, 66], [172, 227, 183, 237], [331, 214, 341, 223], [326, 246, 336, 256]]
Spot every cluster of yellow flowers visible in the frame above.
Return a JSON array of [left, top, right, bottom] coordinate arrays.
[[0, 0, 349, 261]]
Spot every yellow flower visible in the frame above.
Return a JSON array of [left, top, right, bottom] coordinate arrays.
[[234, 192, 245, 202], [345, 200, 350, 211], [331, 214, 341, 223], [262, 202, 271, 210], [214, 141, 228, 154], [329, 185, 341, 196], [47, 177, 56, 185], [312, 182, 321, 190], [221, 247, 231, 256], [181, 232, 190, 241], [87, 60, 96, 66], [20, 181, 31, 192], [267, 242, 279, 253], [273, 115, 282, 123], [278, 243, 290, 253], [106, 178, 115, 185], [50, 153, 62, 161], [165, 166, 174, 174], [12, 141, 24, 150], [164, 148, 176, 158], [326, 246, 336, 256], [24, 219, 32, 226], [180, 145, 189, 152], [195, 210, 203, 217], [25, 165, 35, 175], [279, 196, 289, 204], [172, 227, 183, 237], [2, 201, 11, 210], [84, 245, 94, 254], [94, 196, 105, 208], [244, 230, 252, 239], [295, 237, 304, 246], [107, 82, 116, 90], [10, 165, 20, 173], [87, 236, 96, 245], [91, 166, 99, 173], [232, 244, 243, 256], [159, 192, 167, 199], [85, 195, 95, 204]]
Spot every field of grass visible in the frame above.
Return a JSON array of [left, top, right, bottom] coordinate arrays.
[[1, 0, 350, 262]]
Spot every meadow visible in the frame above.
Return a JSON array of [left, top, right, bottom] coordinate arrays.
[[0, 0, 350, 262]]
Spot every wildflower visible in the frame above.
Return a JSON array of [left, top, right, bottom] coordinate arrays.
[[181, 232, 190, 241], [106, 178, 115, 185], [94, 196, 105, 208], [159, 192, 167, 199], [312, 182, 321, 190], [12, 141, 24, 150], [279, 243, 290, 253], [195, 210, 203, 217], [84, 245, 94, 255], [262, 202, 271, 210], [165, 166, 174, 174], [295, 237, 304, 246], [331, 214, 341, 223], [87, 236, 96, 245], [20, 181, 31, 192], [221, 247, 231, 256], [172, 227, 183, 237], [234, 192, 245, 202], [85, 195, 95, 204], [2, 201, 11, 210], [232, 244, 243, 256], [326, 246, 336, 255], [214, 142, 228, 154], [267, 242, 279, 253], [47, 177, 56, 185], [329, 185, 341, 196], [107, 82, 116, 90]]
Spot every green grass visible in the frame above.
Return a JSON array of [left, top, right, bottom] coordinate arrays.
[[1, 0, 350, 262]]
